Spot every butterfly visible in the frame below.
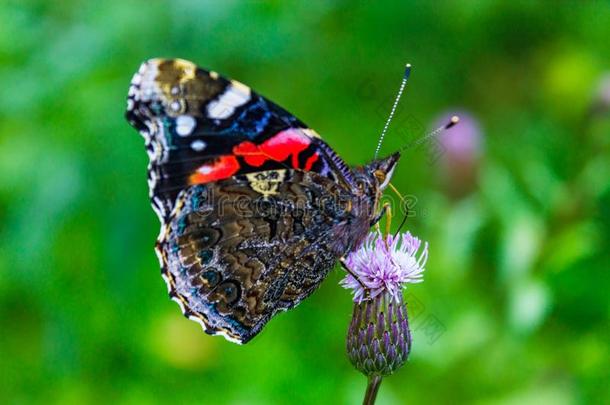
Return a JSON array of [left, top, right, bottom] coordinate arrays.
[[125, 58, 400, 343]]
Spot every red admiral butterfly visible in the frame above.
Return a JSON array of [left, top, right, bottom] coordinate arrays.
[[126, 59, 400, 343]]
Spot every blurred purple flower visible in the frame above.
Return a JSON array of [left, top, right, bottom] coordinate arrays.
[[432, 110, 483, 197], [340, 231, 428, 303], [597, 74, 610, 104], [592, 72, 610, 114], [435, 110, 482, 162]]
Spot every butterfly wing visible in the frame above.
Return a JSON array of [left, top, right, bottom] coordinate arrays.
[[126, 58, 353, 221], [157, 169, 353, 343], [125, 59, 365, 343]]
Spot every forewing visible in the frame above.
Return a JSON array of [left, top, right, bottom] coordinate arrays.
[[125, 58, 353, 220], [156, 169, 353, 343]]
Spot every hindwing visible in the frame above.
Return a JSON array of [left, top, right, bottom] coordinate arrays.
[[156, 169, 353, 343]]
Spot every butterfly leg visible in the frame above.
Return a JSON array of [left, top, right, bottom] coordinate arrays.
[[339, 257, 368, 297], [384, 203, 392, 235], [371, 201, 392, 230]]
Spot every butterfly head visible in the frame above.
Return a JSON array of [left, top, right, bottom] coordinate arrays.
[[351, 151, 400, 218], [348, 152, 401, 237], [365, 151, 401, 192]]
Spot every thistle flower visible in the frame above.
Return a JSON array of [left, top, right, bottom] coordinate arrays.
[[341, 231, 428, 304], [341, 230, 428, 404]]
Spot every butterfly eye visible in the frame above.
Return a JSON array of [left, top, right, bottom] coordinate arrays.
[[355, 177, 367, 192], [374, 170, 386, 184]]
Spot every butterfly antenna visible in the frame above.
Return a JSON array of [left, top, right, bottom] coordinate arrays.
[[374, 64, 412, 159], [401, 115, 459, 152]]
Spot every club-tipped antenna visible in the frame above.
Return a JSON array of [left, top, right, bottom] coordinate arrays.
[[374, 64, 412, 159], [400, 115, 459, 152]]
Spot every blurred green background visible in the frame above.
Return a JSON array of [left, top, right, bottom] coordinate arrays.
[[1, 1, 609, 404]]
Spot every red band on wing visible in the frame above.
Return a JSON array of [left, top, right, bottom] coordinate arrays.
[[304, 152, 319, 171], [189, 155, 240, 184], [189, 129, 316, 184], [233, 129, 311, 168]]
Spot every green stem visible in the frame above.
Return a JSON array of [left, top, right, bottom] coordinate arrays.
[[363, 375, 383, 405]]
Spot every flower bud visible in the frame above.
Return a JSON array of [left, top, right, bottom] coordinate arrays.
[[346, 291, 411, 377]]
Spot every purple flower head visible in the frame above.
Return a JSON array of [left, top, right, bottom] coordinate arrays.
[[341, 231, 428, 303]]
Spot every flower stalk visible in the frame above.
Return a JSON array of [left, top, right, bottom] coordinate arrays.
[[363, 376, 383, 405]]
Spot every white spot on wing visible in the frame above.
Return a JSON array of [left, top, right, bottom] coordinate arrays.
[[147, 169, 158, 191], [207, 82, 251, 119], [175, 115, 196, 136], [191, 140, 207, 152], [198, 165, 213, 175], [137, 60, 160, 102], [132, 73, 142, 85]]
